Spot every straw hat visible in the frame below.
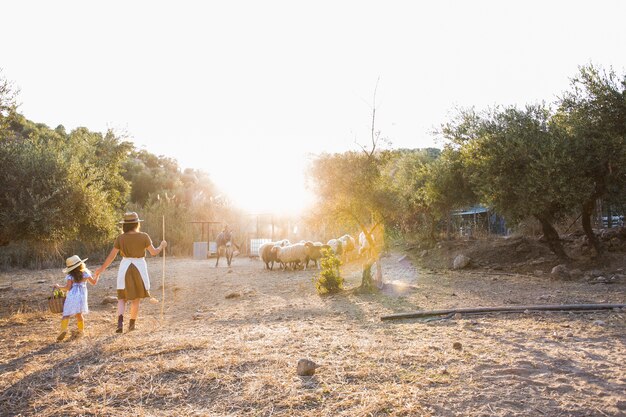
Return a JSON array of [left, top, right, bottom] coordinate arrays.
[[63, 255, 88, 274], [118, 211, 144, 224]]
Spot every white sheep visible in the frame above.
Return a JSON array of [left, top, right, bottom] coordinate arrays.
[[327, 238, 343, 256], [358, 231, 374, 259], [273, 242, 309, 270], [338, 234, 356, 261]]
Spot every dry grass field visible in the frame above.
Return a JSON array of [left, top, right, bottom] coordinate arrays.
[[0, 249, 625, 416]]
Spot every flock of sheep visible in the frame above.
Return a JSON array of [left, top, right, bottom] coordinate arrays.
[[258, 232, 373, 271]]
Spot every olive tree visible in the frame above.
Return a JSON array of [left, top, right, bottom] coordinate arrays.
[[557, 65, 626, 255], [442, 105, 581, 260]]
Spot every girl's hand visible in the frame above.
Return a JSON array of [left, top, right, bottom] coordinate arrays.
[[159, 240, 168, 249], [52, 284, 60, 289]]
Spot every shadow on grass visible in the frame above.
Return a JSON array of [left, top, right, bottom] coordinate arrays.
[[0, 334, 119, 415]]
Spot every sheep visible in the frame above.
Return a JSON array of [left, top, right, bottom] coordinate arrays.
[[338, 234, 356, 261], [327, 238, 343, 256], [358, 231, 375, 259], [304, 241, 332, 269], [276, 239, 291, 247], [259, 239, 291, 270], [258, 242, 278, 270], [273, 242, 309, 270]]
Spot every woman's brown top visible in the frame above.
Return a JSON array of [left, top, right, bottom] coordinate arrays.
[[114, 232, 152, 257]]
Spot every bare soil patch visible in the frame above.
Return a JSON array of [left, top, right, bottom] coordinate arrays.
[[0, 248, 624, 416]]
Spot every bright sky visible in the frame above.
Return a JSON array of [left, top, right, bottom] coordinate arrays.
[[2, 1, 626, 215]]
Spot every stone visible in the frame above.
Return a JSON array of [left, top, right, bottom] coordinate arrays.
[[612, 274, 626, 282], [297, 359, 320, 376], [398, 255, 408, 262], [420, 250, 429, 258], [101, 296, 117, 305], [225, 292, 241, 299], [551, 264, 570, 279], [452, 342, 462, 350], [453, 313, 462, 320], [453, 254, 471, 270], [593, 320, 606, 326], [534, 270, 544, 276]]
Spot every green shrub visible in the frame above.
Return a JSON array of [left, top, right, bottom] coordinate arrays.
[[314, 248, 343, 295]]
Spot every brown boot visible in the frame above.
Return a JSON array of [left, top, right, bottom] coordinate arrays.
[[129, 319, 136, 331], [116, 315, 123, 333]]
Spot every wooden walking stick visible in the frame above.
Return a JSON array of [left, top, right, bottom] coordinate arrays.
[[161, 215, 165, 321]]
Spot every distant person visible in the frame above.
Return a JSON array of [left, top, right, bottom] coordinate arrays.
[[215, 224, 239, 267], [54, 255, 99, 342], [94, 212, 167, 333], [216, 224, 233, 247]]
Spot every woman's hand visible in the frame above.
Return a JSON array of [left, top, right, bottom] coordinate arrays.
[[159, 240, 168, 250]]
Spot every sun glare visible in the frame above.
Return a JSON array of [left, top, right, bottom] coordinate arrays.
[[211, 159, 313, 216]]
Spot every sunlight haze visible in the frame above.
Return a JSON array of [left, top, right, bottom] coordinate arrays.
[[2, 0, 625, 214]]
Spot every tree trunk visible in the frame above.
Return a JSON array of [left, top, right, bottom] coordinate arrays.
[[535, 215, 569, 260], [582, 199, 603, 256], [359, 262, 376, 293]]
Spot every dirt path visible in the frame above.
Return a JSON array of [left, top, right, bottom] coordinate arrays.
[[0, 252, 625, 416]]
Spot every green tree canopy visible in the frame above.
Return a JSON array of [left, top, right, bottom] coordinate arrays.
[[442, 105, 581, 259], [556, 64, 626, 254]]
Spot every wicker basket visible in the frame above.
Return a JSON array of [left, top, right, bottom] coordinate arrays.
[[48, 296, 66, 314]]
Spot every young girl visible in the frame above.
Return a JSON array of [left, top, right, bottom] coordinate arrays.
[[55, 255, 98, 342]]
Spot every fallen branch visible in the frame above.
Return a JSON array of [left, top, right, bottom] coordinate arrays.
[[380, 303, 626, 321]]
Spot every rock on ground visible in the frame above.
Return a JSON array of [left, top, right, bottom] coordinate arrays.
[[453, 255, 471, 270]]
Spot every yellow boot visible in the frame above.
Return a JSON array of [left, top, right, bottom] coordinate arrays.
[[76, 320, 84, 337], [57, 318, 69, 342]]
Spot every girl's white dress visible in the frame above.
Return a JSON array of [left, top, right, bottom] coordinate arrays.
[[62, 271, 91, 316]]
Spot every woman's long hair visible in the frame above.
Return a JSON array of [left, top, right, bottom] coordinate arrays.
[[123, 222, 140, 233]]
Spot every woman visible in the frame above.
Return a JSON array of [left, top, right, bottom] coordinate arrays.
[[95, 212, 167, 333]]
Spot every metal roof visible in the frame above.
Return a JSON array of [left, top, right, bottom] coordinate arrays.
[[453, 206, 489, 216]]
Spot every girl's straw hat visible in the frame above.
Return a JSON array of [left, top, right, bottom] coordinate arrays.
[[63, 255, 88, 274], [118, 211, 144, 224]]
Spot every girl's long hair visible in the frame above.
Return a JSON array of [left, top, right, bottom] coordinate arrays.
[[69, 265, 85, 282]]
